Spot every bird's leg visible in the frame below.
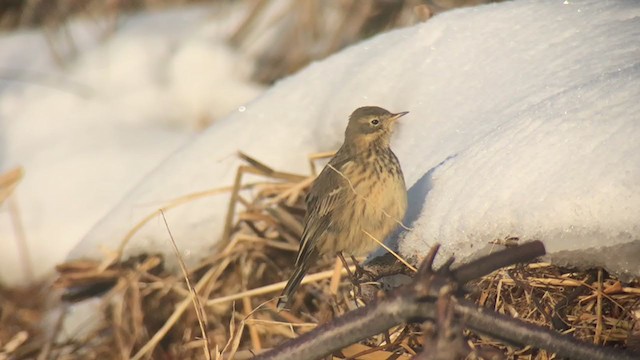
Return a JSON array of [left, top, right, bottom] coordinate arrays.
[[350, 255, 367, 279], [351, 254, 378, 303], [337, 252, 355, 282], [338, 252, 364, 305]]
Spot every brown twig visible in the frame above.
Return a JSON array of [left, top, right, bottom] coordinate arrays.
[[160, 210, 211, 360], [595, 269, 604, 344]]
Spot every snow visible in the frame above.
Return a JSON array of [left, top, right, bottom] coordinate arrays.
[[2, 0, 639, 288], [67, 0, 640, 278], [0, 4, 263, 285]]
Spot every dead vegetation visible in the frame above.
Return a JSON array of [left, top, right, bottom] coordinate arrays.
[[466, 264, 640, 358], [1, 0, 497, 84], [1, 157, 639, 359]]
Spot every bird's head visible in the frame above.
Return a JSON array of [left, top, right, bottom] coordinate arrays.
[[344, 106, 408, 149]]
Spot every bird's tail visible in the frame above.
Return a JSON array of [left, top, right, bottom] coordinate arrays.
[[277, 261, 311, 310]]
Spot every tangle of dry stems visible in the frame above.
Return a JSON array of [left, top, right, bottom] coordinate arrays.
[[2, 153, 638, 359]]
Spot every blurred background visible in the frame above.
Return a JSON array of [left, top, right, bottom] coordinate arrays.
[[2, 0, 496, 86]]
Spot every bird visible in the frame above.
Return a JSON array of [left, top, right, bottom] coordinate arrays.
[[277, 106, 408, 310]]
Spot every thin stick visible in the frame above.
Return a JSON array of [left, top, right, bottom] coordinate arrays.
[[495, 279, 503, 312], [226, 304, 246, 360], [329, 257, 343, 296], [238, 152, 307, 182], [361, 229, 417, 272], [235, 234, 299, 252], [112, 185, 237, 268], [206, 266, 355, 307], [160, 211, 211, 360], [8, 196, 33, 282], [264, 207, 304, 237], [594, 269, 603, 344], [0, 167, 32, 281], [131, 236, 238, 360], [307, 151, 336, 176], [242, 296, 262, 351], [130, 266, 216, 360], [0, 166, 24, 203], [221, 302, 238, 356], [222, 165, 247, 248], [266, 176, 314, 205]]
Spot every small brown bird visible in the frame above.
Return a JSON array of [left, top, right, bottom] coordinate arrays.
[[277, 106, 408, 310]]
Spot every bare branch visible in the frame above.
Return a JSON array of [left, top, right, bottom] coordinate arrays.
[[256, 241, 639, 360]]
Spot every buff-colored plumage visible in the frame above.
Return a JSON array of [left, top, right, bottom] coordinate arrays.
[[277, 106, 408, 310]]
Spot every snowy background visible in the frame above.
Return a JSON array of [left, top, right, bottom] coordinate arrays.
[[0, 3, 263, 284], [1, 0, 639, 287]]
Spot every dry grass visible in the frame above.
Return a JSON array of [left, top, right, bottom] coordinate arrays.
[[1, 155, 639, 359], [231, 0, 500, 84], [466, 263, 640, 358]]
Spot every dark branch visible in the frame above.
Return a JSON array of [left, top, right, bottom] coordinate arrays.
[[451, 240, 545, 284], [255, 297, 432, 360], [455, 299, 637, 360], [256, 241, 638, 360]]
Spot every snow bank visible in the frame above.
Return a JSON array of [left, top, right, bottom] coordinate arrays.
[[70, 0, 640, 277], [0, 4, 263, 284]]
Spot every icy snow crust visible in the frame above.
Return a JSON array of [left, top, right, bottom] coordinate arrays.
[[72, 0, 640, 277]]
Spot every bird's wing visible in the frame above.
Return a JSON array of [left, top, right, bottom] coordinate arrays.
[[295, 157, 351, 266]]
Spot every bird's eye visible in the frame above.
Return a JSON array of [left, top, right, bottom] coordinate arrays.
[[370, 119, 380, 126]]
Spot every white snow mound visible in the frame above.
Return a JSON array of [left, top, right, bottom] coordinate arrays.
[[70, 0, 640, 277]]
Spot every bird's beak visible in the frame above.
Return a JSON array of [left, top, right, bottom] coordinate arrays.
[[390, 111, 409, 122]]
